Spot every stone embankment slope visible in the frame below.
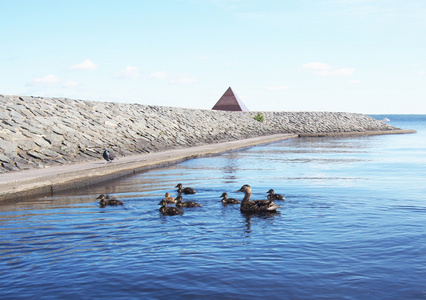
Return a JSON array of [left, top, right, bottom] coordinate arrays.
[[0, 94, 403, 174]]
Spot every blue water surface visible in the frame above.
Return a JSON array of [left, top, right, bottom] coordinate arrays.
[[0, 115, 425, 299]]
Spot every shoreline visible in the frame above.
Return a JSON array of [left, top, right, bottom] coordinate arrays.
[[298, 129, 416, 137], [0, 134, 297, 202], [1, 94, 401, 174], [0, 94, 417, 201], [0, 130, 416, 202]]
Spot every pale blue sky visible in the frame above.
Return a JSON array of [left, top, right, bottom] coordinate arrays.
[[1, 0, 425, 113]]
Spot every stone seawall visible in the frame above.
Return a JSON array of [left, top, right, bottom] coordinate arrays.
[[0, 94, 399, 173]]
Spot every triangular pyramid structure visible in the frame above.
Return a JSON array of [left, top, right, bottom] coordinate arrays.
[[212, 87, 249, 111]]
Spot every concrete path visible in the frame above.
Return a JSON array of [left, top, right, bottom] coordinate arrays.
[[0, 134, 298, 201]]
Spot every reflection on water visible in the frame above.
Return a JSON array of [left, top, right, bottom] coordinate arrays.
[[1, 120, 426, 299]]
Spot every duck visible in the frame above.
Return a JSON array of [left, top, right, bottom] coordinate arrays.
[[175, 195, 202, 208], [220, 192, 240, 204], [175, 183, 196, 194], [102, 148, 117, 163], [159, 200, 184, 216], [162, 192, 176, 204], [267, 189, 285, 200], [235, 185, 281, 213], [97, 194, 123, 206]]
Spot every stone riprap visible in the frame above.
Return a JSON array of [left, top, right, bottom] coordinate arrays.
[[0, 94, 399, 173]]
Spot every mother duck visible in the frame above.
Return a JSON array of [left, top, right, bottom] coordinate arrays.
[[235, 185, 280, 213]]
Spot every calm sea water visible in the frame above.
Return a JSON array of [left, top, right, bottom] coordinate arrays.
[[0, 115, 425, 299]]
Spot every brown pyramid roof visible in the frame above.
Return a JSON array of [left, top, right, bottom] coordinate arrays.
[[212, 87, 249, 111]]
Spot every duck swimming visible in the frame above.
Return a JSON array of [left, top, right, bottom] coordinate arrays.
[[162, 192, 176, 204], [97, 194, 123, 206], [220, 192, 240, 204], [175, 183, 196, 194], [267, 189, 285, 200], [235, 185, 281, 213], [175, 195, 202, 208], [159, 200, 184, 216]]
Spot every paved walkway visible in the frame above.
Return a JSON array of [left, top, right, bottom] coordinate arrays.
[[0, 134, 298, 201]]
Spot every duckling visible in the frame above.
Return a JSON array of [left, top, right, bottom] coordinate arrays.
[[162, 192, 176, 204], [220, 192, 240, 204], [97, 194, 123, 206], [235, 185, 280, 213], [267, 189, 285, 200], [175, 183, 196, 194], [102, 149, 117, 163], [159, 200, 184, 216], [175, 195, 202, 208]]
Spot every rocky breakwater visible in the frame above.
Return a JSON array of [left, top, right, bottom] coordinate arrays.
[[0, 94, 400, 173]]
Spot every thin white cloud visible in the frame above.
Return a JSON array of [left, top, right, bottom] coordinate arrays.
[[148, 71, 195, 84], [349, 79, 360, 84], [332, 0, 372, 4], [303, 62, 355, 76], [116, 66, 139, 78], [64, 80, 80, 88], [266, 85, 289, 91], [170, 76, 196, 84], [69, 59, 98, 70], [31, 74, 60, 85], [418, 71, 425, 76], [149, 71, 168, 79], [303, 62, 332, 71], [196, 56, 209, 62]]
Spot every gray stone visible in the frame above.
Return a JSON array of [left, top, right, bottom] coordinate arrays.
[[27, 150, 50, 161], [17, 140, 37, 151], [36, 148, 60, 158], [1, 162, 19, 172], [0, 153, 10, 163], [0, 140, 17, 155], [0, 111, 9, 120], [34, 137, 51, 148], [20, 123, 45, 135]]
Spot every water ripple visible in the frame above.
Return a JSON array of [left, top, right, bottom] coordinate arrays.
[[1, 120, 426, 298]]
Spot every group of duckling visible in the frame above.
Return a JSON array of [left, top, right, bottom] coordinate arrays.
[[160, 184, 285, 216], [158, 184, 201, 216], [97, 183, 285, 216]]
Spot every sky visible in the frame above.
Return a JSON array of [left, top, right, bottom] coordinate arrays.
[[1, 0, 425, 114]]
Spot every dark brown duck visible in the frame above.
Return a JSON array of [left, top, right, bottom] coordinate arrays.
[[175, 183, 196, 194], [220, 192, 240, 204], [97, 194, 124, 206], [158, 200, 184, 216], [175, 195, 202, 208]]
